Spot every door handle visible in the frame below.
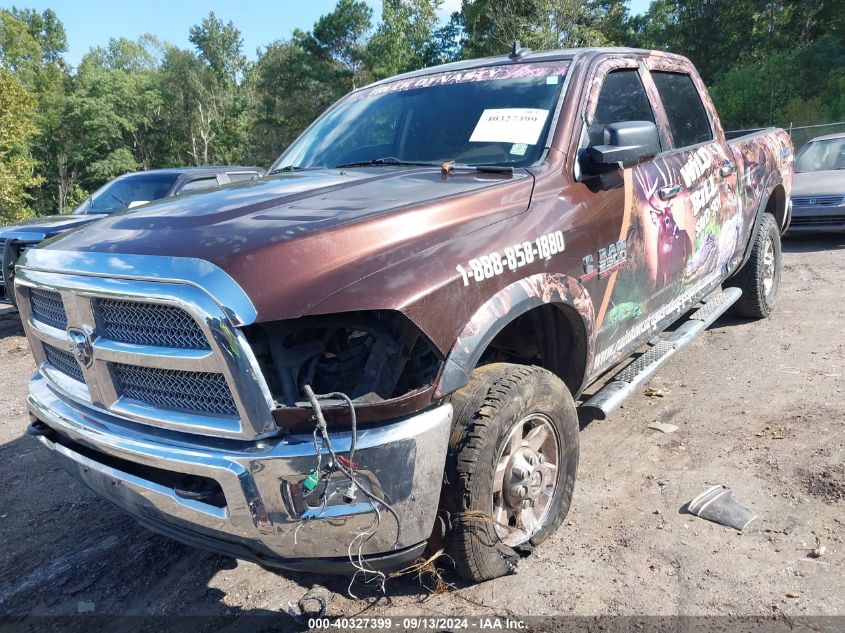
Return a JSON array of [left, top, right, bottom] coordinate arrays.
[[658, 184, 683, 200], [720, 161, 736, 177]]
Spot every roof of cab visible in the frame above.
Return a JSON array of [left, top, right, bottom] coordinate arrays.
[[364, 47, 665, 89]]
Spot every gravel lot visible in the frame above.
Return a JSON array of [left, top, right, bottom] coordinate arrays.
[[0, 235, 842, 628]]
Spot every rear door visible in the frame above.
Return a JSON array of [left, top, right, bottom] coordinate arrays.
[[644, 63, 741, 293]]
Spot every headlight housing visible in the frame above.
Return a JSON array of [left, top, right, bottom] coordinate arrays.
[[243, 310, 442, 428]]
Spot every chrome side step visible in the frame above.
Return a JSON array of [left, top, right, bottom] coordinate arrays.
[[581, 286, 742, 418]]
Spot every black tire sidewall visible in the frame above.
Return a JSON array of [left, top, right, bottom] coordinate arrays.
[[444, 364, 579, 579], [728, 213, 782, 319], [468, 372, 578, 548], [758, 215, 781, 315]]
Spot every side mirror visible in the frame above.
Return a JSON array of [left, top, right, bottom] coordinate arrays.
[[586, 121, 661, 169]]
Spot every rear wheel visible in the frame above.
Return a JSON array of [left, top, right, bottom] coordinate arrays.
[[442, 363, 578, 582], [728, 213, 781, 319]]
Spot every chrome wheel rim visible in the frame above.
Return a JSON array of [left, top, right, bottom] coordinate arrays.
[[491, 413, 559, 547], [762, 236, 776, 296]]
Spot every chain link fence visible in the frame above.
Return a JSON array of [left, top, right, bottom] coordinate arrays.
[[786, 122, 845, 151], [727, 122, 845, 151]]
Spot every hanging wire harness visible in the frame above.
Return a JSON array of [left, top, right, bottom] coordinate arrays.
[[301, 385, 403, 597]]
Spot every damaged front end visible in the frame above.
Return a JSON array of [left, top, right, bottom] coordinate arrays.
[[20, 250, 453, 574], [244, 310, 444, 429]]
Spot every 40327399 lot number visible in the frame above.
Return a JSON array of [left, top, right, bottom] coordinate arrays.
[[456, 230, 565, 287]]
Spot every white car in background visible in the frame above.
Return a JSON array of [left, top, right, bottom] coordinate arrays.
[[788, 132, 845, 233]]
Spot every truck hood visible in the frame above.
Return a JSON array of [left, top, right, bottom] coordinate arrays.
[[47, 167, 534, 320], [791, 171, 845, 197], [1, 214, 106, 240]]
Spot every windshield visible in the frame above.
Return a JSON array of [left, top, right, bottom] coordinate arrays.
[[271, 61, 570, 172], [794, 138, 845, 173], [75, 172, 180, 214]]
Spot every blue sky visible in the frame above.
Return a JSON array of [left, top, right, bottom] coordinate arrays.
[[2, 0, 653, 68]]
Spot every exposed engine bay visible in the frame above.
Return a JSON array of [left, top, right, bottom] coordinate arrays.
[[244, 311, 442, 415]]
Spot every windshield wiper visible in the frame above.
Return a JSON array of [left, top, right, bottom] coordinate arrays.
[[110, 194, 128, 208], [441, 161, 515, 174], [334, 158, 440, 169], [267, 165, 325, 175], [471, 164, 514, 173]]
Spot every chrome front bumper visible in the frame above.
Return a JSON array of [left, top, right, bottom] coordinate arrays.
[[28, 374, 452, 572]]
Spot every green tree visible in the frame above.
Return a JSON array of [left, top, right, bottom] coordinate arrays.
[[157, 12, 252, 165], [367, 0, 443, 80], [189, 11, 246, 82], [81, 34, 163, 73], [248, 0, 375, 164], [424, 10, 465, 65], [296, 0, 373, 88], [0, 69, 43, 221], [250, 41, 326, 164], [461, 0, 629, 58], [0, 7, 66, 82], [1, 8, 72, 214]]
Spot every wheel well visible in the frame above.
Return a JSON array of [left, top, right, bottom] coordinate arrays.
[[476, 304, 587, 395], [766, 183, 786, 229]]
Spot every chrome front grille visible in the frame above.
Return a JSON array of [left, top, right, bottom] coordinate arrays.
[[30, 288, 68, 330], [43, 343, 84, 383], [15, 251, 276, 439], [96, 298, 210, 349], [114, 364, 238, 416], [791, 195, 844, 207]]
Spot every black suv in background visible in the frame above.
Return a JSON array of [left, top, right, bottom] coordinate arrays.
[[0, 166, 263, 305]]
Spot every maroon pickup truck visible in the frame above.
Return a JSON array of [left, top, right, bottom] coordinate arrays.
[[17, 47, 793, 583]]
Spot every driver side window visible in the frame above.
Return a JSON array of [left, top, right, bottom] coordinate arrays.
[[589, 69, 657, 147]]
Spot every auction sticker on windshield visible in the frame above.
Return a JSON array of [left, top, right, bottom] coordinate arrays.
[[470, 108, 550, 145]]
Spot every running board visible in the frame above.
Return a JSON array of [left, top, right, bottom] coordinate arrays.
[[581, 287, 742, 419]]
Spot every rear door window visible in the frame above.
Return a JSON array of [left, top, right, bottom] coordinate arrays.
[[651, 71, 712, 148], [589, 69, 656, 147], [178, 177, 220, 193]]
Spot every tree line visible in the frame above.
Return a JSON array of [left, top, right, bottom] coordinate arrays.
[[0, 0, 842, 222]]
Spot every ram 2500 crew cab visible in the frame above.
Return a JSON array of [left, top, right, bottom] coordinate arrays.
[[18, 47, 793, 582]]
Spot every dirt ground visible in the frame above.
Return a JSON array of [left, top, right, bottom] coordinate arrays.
[[0, 235, 842, 628]]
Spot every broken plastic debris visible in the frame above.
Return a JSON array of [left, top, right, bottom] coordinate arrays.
[[686, 485, 757, 530], [648, 421, 678, 433], [644, 387, 668, 397]]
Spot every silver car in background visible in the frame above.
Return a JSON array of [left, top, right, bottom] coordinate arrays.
[[788, 132, 845, 233]]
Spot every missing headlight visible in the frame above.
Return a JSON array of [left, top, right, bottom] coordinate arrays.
[[244, 311, 441, 408]]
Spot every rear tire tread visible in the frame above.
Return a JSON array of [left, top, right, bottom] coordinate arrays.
[[729, 213, 781, 319]]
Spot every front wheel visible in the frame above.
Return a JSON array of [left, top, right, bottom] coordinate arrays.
[[441, 363, 579, 582], [728, 213, 781, 319]]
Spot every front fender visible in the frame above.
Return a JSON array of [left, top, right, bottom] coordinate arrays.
[[436, 273, 596, 396]]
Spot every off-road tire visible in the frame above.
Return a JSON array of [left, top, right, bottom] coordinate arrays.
[[441, 363, 578, 582], [728, 213, 781, 319]]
